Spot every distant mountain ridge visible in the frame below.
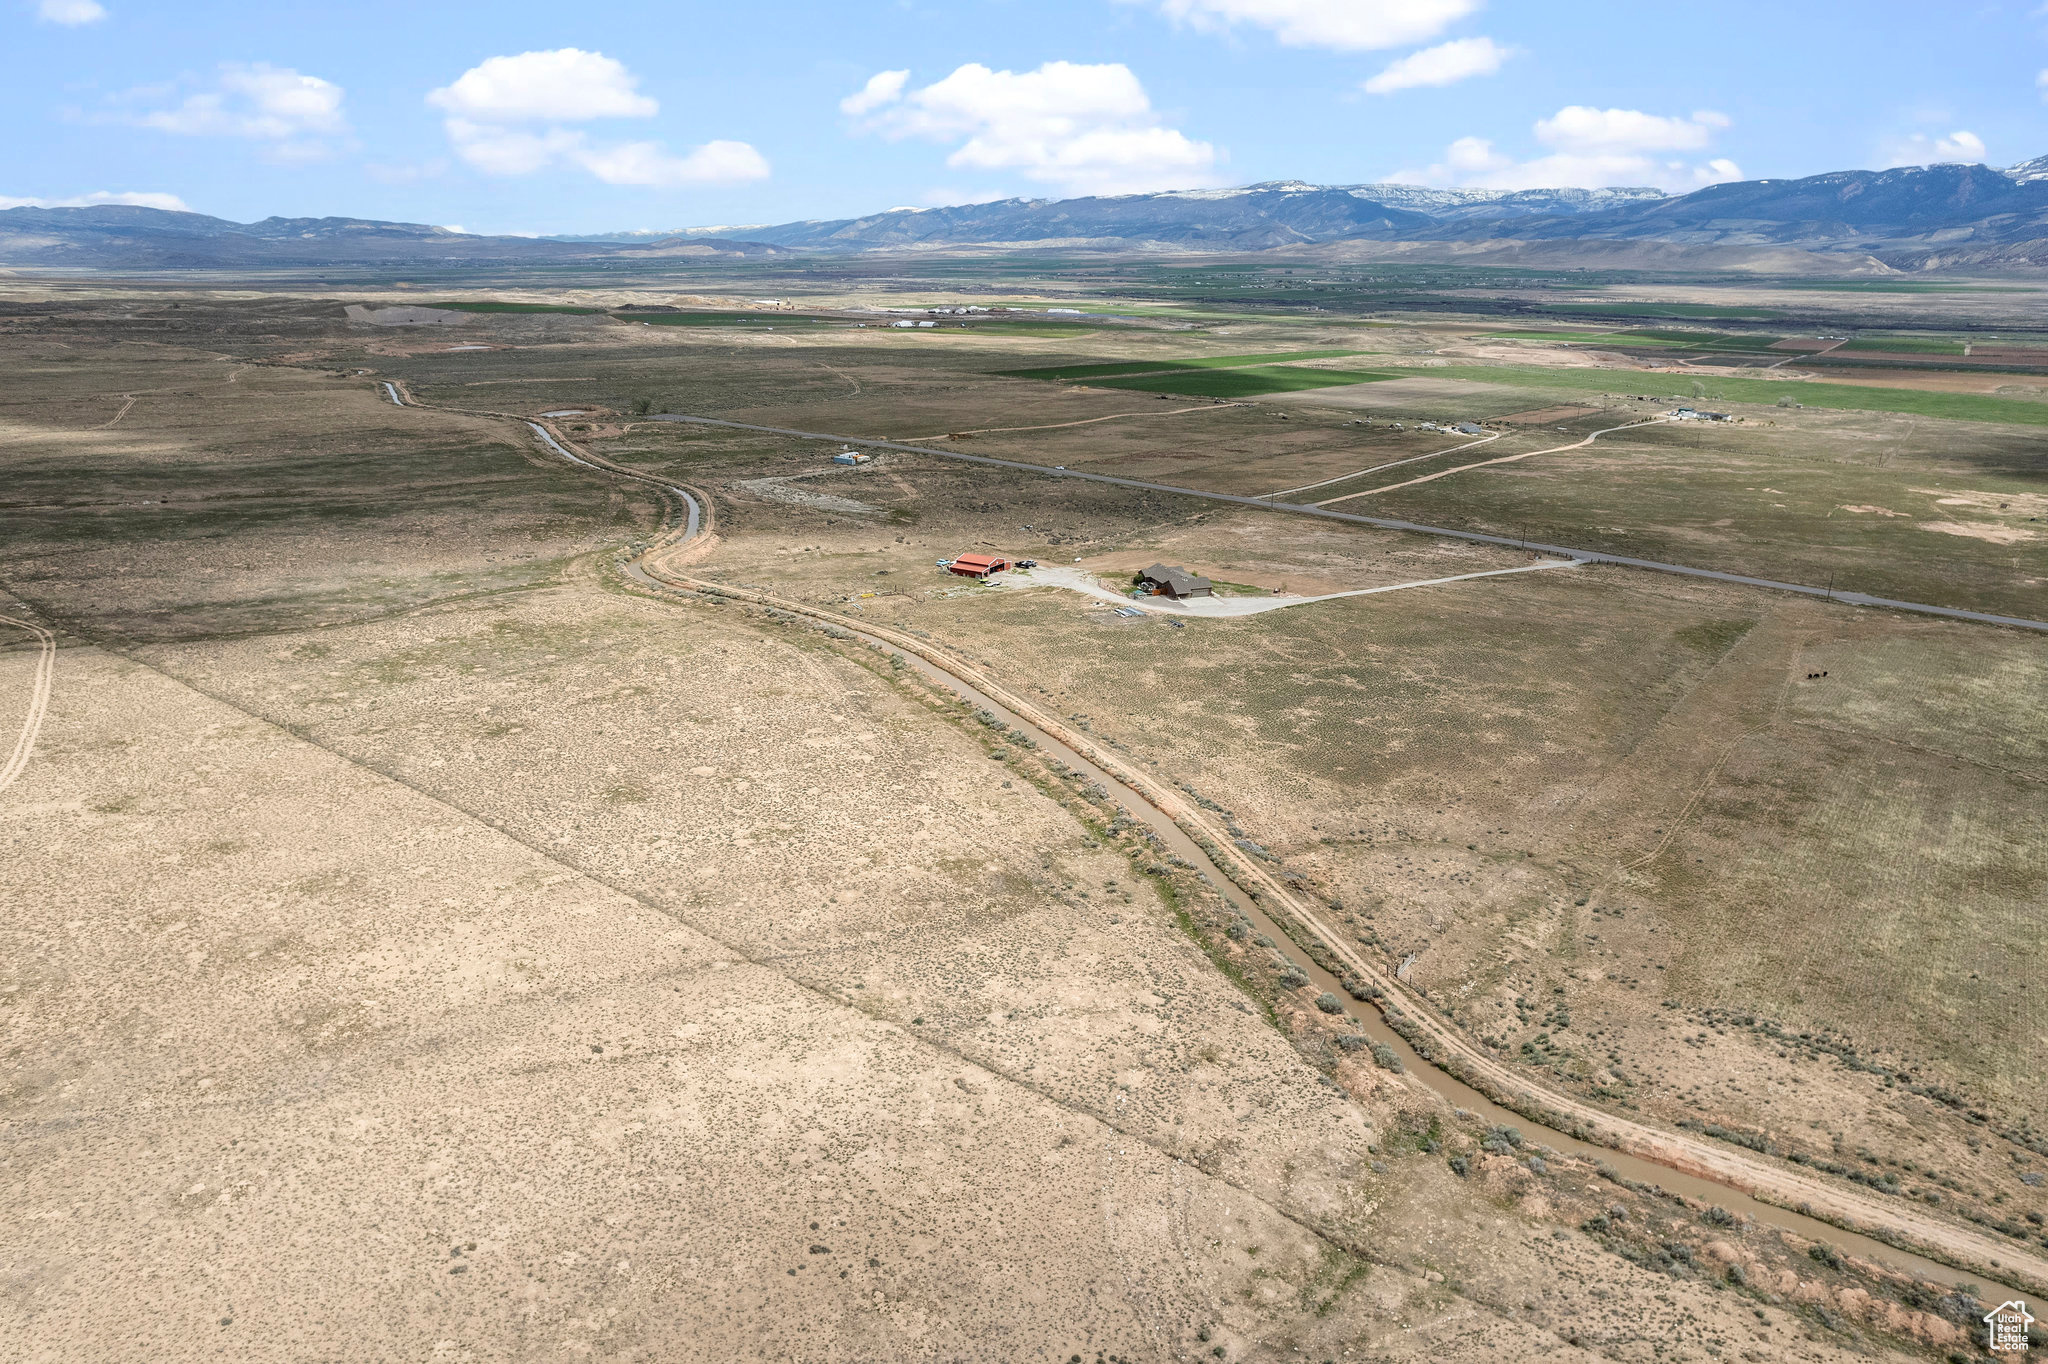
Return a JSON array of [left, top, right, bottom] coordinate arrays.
[[0, 207, 786, 268], [2004, 153, 2048, 184], [701, 162, 2048, 265], [3, 156, 2046, 271], [1116, 179, 1670, 216]]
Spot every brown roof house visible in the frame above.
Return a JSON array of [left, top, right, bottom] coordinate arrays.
[[1138, 564, 1212, 600], [947, 554, 1010, 578]]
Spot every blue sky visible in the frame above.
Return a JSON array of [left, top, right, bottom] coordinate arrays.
[[5, 0, 2047, 234]]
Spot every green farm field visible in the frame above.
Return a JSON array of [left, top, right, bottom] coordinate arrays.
[[997, 349, 1364, 380], [1428, 363, 2048, 426], [1087, 365, 1397, 398]]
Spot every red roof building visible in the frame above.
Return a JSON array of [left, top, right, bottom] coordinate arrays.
[[948, 554, 1010, 578]]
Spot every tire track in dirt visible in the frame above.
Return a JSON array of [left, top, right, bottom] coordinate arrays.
[[1612, 647, 1798, 877], [0, 612, 56, 796], [1262, 432, 1500, 500], [909, 403, 1246, 442], [1316, 419, 1667, 506]]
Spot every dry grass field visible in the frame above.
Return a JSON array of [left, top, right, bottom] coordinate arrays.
[[2, 283, 2042, 1361]]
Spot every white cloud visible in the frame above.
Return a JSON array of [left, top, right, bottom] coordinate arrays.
[[1933, 129, 1987, 162], [1362, 36, 1511, 94], [577, 138, 771, 187], [1434, 135, 1506, 176], [1878, 129, 1988, 167], [1534, 106, 1726, 155], [427, 48, 657, 122], [842, 61, 1221, 196], [2039, 68, 2048, 100], [131, 64, 348, 161], [1394, 107, 1741, 191], [0, 190, 188, 211], [442, 121, 587, 177], [841, 70, 909, 117], [36, 0, 106, 25], [430, 49, 768, 186], [1149, 0, 1478, 51]]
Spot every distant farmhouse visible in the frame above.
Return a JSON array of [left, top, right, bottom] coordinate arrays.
[[1138, 564, 1212, 600]]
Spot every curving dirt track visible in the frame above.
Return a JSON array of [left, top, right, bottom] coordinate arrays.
[[1261, 432, 1500, 500], [475, 404, 2048, 1297], [1315, 419, 1666, 506], [909, 402, 1250, 443], [0, 612, 55, 797]]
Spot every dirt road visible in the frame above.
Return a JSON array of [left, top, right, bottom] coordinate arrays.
[[910, 402, 1249, 443], [1260, 432, 1501, 500], [494, 408, 2048, 1294], [1316, 419, 1667, 506], [645, 414, 2048, 634], [1015, 560, 1580, 617], [0, 611, 55, 797]]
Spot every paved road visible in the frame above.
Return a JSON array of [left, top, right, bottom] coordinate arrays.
[[651, 413, 2048, 633]]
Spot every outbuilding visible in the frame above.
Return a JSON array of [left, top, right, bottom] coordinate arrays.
[[947, 554, 1011, 578], [1138, 563, 1213, 599]]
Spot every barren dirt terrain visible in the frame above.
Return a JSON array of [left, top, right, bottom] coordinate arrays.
[[2, 282, 2043, 1362]]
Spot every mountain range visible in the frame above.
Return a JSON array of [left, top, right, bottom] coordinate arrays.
[[693, 160, 2048, 269], [4, 157, 2046, 273]]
